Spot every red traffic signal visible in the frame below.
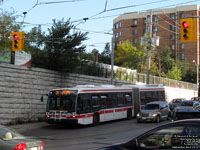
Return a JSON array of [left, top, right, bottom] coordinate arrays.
[[182, 21, 189, 28], [13, 34, 19, 39]]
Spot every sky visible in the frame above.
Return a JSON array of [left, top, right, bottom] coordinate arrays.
[[2, 0, 200, 53]]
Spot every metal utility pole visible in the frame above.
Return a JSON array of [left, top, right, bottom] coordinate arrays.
[[146, 11, 153, 84], [111, 38, 114, 85]]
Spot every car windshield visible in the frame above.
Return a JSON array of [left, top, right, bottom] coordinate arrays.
[[0, 126, 25, 141], [180, 101, 193, 106], [144, 104, 159, 110], [172, 99, 182, 103]]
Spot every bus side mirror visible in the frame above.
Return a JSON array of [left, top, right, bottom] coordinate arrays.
[[41, 96, 43, 102]]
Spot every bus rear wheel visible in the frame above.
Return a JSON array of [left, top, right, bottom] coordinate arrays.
[[93, 113, 100, 126]]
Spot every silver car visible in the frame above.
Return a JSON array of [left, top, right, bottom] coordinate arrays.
[[137, 101, 170, 123]]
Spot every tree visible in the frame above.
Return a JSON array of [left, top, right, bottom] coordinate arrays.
[[0, 10, 21, 63], [114, 40, 146, 71], [31, 19, 88, 72], [166, 66, 182, 80], [99, 42, 111, 64], [159, 47, 176, 75], [24, 26, 47, 68]]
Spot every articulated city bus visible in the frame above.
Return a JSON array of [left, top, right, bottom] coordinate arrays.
[[45, 84, 165, 125]]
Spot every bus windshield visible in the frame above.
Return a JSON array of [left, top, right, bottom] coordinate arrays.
[[47, 94, 77, 112]]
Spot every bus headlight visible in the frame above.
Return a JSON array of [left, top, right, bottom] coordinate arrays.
[[137, 113, 140, 117]]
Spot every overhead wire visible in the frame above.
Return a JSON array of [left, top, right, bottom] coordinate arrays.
[[12, 0, 200, 52]]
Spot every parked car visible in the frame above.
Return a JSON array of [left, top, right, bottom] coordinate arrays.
[[0, 125, 44, 150], [173, 100, 200, 120], [169, 98, 185, 111], [98, 119, 200, 150], [136, 101, 170, 123]]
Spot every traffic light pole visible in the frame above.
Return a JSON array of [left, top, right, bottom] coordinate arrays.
[[146, 11, 152, 84]]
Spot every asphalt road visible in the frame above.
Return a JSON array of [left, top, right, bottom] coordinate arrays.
[[10, 119, 170, 150]]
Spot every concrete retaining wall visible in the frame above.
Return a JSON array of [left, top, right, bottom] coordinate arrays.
[[0, 63, 133, 124]]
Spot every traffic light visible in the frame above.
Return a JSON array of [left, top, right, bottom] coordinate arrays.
[[180, 18, 197, 43], [12, 31, 24, 51]]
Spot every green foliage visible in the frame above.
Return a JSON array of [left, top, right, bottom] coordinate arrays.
[[0, 11, 21, 51], [166, 66, 182, 80], [29, 19, 88, 72], [114, 40, 146, 71], [99, 42, 111, 64]]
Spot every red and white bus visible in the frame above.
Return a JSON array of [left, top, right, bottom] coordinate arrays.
[[45, 84, 165, 125]]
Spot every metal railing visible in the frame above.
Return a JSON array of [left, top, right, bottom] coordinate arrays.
[[73, 64, 197, 91]]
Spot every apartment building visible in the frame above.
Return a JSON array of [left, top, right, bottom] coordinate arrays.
[[113, 4, 200, 67]]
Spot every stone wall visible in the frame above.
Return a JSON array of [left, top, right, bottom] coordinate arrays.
[[0, 63, 132, 125]]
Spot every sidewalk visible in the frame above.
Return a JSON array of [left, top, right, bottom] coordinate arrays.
[[8, 121, 48, 133]]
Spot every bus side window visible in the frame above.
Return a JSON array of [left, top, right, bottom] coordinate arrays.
[[152, 91, 158, 101], [158, 91, 165, 101], [107, 94, 117, 108], [77, 94, 91, 114], [100, 95, 108, 109], [91, 95, 101, 110], [125, 93, 132, 106], [140, 92, 145, 105], [117, 93, 125, 107]]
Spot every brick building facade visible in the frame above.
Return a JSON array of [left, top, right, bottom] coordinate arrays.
[[113, 4, 200, 67]]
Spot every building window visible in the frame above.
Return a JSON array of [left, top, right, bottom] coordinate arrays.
[[170, 25, 175, 31], [170, 34, 175, 40], [147, 26, 150, 33], [133, 19, 137, 26], [133, 29, 137, 35], [180, 13, 184, 19], [152, 26, 158, 32], [143, 18, 146, 25], [133, 38, 137, 44], [170, 13, 175, 20], [180, 43, 184, 49], [153, 15, 158, 22], [115, 32, 121, 38], [114, 22, 121, 30], [143, 28, 146, 34], [180, 53, 184, 60], [147, 15, 151, 24], [171, 45, 175, 50]]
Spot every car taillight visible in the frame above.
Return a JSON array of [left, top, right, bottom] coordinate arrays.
[[41, 141, 44, 150], [14, 143, 27, 150]]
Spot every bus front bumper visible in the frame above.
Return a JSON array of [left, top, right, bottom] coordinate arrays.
[[46, 118, 78, 124]]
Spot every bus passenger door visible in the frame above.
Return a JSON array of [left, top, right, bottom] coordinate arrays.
[[104, 94, 116, 121], [91, 95, 105, 122], [115, 93, 126, 119]]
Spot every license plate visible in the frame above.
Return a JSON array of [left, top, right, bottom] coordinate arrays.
[[30, 147, 38, 150], [142, 117, 146, 120]]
